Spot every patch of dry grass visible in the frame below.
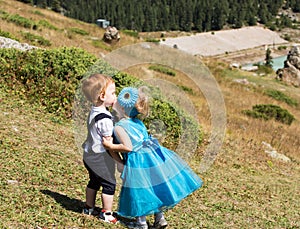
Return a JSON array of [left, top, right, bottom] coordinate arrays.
[[0, 0, 139, 56]]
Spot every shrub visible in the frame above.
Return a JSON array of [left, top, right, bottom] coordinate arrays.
[[121, 30, 139, 38], [6, 13, 36, 29], [149, 65, 176, 76], [265, 89, 298, 107], [145, 38, 160, 43], [277, 45, 287, 51], [91, 40, 112, 51], [0, 47, 98, 118], [254, 63, 274, 74], [69, 27, 89, 36], [0, 49, 201, 148], [20, 31, 51, 46], [0, 29, 19, 41], [243, 104, 295, 125], [38, 19, 58, 30], [179, 85, 194, 95]]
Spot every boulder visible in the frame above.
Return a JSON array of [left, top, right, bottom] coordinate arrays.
[[103, 26, 120, 43], [276, 45, 300, 87]]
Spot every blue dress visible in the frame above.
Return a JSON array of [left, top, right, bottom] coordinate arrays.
[[115, 118, 203, 218]]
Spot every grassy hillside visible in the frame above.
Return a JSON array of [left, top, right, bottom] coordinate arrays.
[[1, 0, 300, 228], [0, 0, 139, 56]]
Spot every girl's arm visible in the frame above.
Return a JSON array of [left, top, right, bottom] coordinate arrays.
[[103, 126, 132, 153]]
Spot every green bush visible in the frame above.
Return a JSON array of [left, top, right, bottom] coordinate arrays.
[[0, 48, 201, 147], [149, 65, 176, 76], [145, 38, 160, 43], [243, 104, 295, 125], [254, 63, 274, 74], [38, 19, 58, 30], [265, 89, 298, 107], [91, 40, 112, 51], [0, 47, 98, 117], [21, 31, 51, 46], [7, 13, 36, 29], [0, 29, 19, 41], [69, 27, 89, 36], [277, 45, 287, 51], [121, 30, 139, 38], [179, 85, 194, 95]]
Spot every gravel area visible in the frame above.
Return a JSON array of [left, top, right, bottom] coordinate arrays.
[[0, 36, 38, 51], [160, 26, 289, 57]]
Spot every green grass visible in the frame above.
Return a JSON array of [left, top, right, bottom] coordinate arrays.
[[1, 82, 299, 228]]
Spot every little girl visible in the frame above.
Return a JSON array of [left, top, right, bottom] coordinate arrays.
[[103, 87, 203, 229]]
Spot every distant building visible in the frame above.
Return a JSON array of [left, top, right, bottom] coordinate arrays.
[[96, 19, 110, 28]]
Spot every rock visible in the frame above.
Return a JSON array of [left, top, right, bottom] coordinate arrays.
[[230, 63, 240, 68], [241, 65, 258, 71], [276, 45, 300, 87], [103, 26, 120, 43], [233, 78, 250, 85], [0, 36, 38, 51], [7, 180, 19, 185], [262, 141, 291, 162]]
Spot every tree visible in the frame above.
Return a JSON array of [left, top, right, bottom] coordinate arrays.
[[51, 0, 61, 13], [265, 48, 273, 67]]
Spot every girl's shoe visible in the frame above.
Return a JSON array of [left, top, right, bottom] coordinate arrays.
[[99, 209, 118, 224], [152, 218, 168, 229], [126, 221, 148, 229]]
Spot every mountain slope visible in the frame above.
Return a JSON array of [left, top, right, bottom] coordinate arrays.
[[1, 0, 300, 228]]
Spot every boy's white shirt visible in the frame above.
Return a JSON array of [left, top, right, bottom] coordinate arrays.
[[83, 106, 113, 154]]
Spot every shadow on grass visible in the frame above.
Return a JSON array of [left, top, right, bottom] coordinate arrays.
[[41, 189, 83, 213]]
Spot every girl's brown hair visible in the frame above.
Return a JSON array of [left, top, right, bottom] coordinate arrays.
[[135, 87, 149, 118], [81, 74, 114, 105]]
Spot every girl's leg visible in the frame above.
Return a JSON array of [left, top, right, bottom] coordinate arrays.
[[136, 216, 147, 225], [154, 212, 167, 228]]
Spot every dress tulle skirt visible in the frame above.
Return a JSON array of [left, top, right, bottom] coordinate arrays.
[[117, 138, 203, 217]]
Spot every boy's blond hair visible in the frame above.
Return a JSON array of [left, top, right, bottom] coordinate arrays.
[[81, 74, 114, 105]]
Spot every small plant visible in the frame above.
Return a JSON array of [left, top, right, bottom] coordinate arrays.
[[32, 10, 44, 16], [283, 34, 291, 41], [122, 29, 139, 38], [243, 104, 295, 125], [91, 40, 112, 51], [21, 31, 51, 46], [149, 65, 176, 76], [6, 13, 36, 29], [38, 19, 58, 30], [277, 45, 287, 51], [0, 29, 19, 41], [69, 27, 89, 36], [265, 89, 298, 107], [254, 63, 274, 75], [145, 38, 160, 43], [179, 85, 194, 95]]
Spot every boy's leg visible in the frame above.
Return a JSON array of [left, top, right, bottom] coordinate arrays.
[[99, 181, 118, 224], [101, 193, 114, 211], [85, 187, 97, 208], [100, 193, 118, 223]]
